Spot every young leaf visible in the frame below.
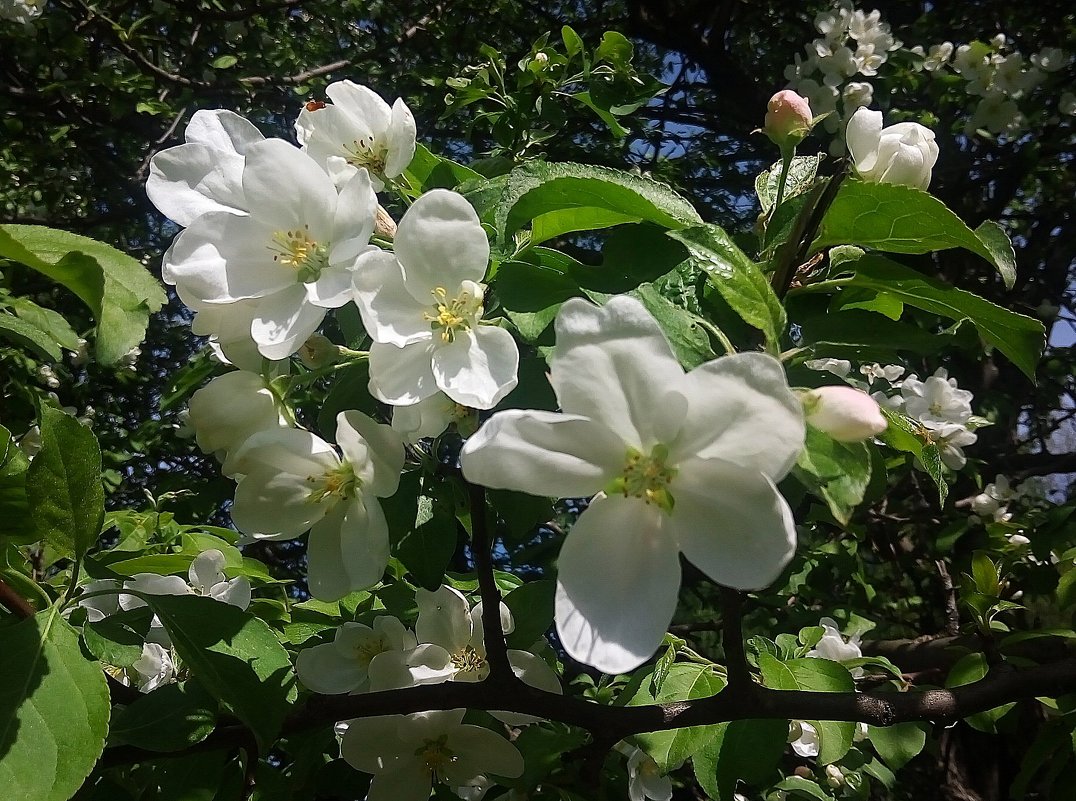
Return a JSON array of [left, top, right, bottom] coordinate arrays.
[[0, 609, 111, 801], [0, 312, 63, 360], [629, 663, 727, 771], [794, 427, 873, 525]]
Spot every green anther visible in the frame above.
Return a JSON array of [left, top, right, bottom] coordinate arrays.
[[604, 444, 678, 513], [305, 462, 359, 504], [269, 225, 330, 283]]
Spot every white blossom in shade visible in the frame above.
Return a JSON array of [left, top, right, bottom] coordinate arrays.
[[191, 299, 268, 372], [75, 579, 121, 623], [807, 617, 864, 677], [295, 81, 417, 192], [352, 189, 519, 410], [369, 586, 562, 723], [802, 385, 887, 443], [460, 296, 805, 674], [871, 390, 904, 413], [971, 475, 1017, 523], [615, 744, 673, 801], [846, 108, 939, 190], [931, 423, 978, 470], [859, 363, 904, 385], [163, 139, 378, 360], [295, 617, 418, 694], [1032, 47, 1068, 72], [391, 392, 475, 443], [132, 643, 176, 693], [340, 710, 524, 801], [188, 549, 251, 609], [119, 572, 191, 645], [804, 358, 852, 378], [789, 721, 820, 758], [1061, 93, 1076, 116], [900, 368, 973, 428], [1007, 531, 1031, 547], [842, 81, 873, 113], [0, 0, 44, 26], [186, 370, 289, 476], [147, 109, 264, 227], [229, 410, 405, 601], [923, 42, 954, 72]]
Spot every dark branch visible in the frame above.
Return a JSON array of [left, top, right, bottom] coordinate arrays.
[[467, 482, 513, 679]]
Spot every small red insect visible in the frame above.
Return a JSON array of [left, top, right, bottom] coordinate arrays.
[[304, 100, 327, 112]]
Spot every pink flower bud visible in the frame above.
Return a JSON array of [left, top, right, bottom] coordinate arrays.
[[802, 386, 887, 442], [765, 90, 813, 148]]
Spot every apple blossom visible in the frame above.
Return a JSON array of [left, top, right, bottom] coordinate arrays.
[[807, 617, 864, 678], [900, 368, 973, 427], [229, 411, 405, 600], [74, 579, 121, 623], [801, 385, 887, 442], [846, 107, 939, 189], [352, 189, 519, 409], [295, 80, 416, 191], [615, 744, 673, 801], [859, 362, 904, 385], [391, 392, 477, 443], [163, 138, 378, 360], [147, 109, 263, 227], [460, 296, 805, 674], [186, 549, 252, 609], [764, 90, 813, 149], [131, 642, 176, 693], [804, 357, 852, 378], [789, 720, 820, 757], [187, 370, 290, 475], [340, 709, 524, 801], [295, 616, 421, 694], [190, 298, 270, 372]]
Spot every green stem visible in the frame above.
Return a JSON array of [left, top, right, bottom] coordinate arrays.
[[286, 354, 368, 393], [696, 317, 737, 355], [772, 148, 795, 215]]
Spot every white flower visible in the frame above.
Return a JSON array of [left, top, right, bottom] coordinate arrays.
[[930, 423, 977, 470], [391, 392, 476, 443], [340, 710, 524, 801], [187, 370, 289, 475], [923, 42, 954, 72], [295, 616, 418, 694], [163, 139, 378, 360], [229, 410, 405, 600], [616, 744, 673, 801], [846, 108, 939, 190], [1032, 47, 1068, 72], [187, 549, 252, 609], [807, 616, 863, 677], [900, 368, 973, 428], [460, 296, 804, 674], [75, 579, 121, 623], [789, 720, 820, 758], [842, 81, 874, 112], [802, 385, 887, 442], [132, 643, 176, 693], [295, 81, 416, 192], [859, 363, 904, 385], [147, 109, 264, 227], [191, 298, 268, 372], [804, 358, 851, 378], [120, 572, 191, 644], [353, 189, 519, 409]]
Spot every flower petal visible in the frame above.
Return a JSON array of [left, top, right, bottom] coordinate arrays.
[[460, 410, 624, 498], [385, 98, 417, 177], [336, 411, 405, 498], [326, 81, 392, 136], [670, 457, 797, 591], [232, 466, 330, 538], [549, 296, 684, 446], [295, 641, 368, 694], [352, 250, 431, 346], [241, 139, 337, 235], [416, 585, 473, 653], [555, 495, 681, 674], [188, 549, 226, 592], [431, 327, 519, 410], [846, 107, 882, 172], [250, 284, 327, 361], [368, 340, 439, 406], [442, 726, 525, 783], [367, 762, 432, 801], [340, 715, 414, 772], [147, 143, 246, 227], [332, 165, 377, 249], [394, 190, 489, 297], [367, 644, 455, 691], [184, 109, 264, 155]]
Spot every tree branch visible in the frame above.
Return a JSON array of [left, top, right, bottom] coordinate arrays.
[[719, 587, 751, 690], [467, 482, 513, 680]]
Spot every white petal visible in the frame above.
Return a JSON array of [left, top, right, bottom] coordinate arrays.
[[368, 340, 439, 406], [340, 715, 414, 772], [232, 465, 330, 538], [671, 458, 797, 591], [187, 370, 285, 465], [306, 267, 356, 309], [492, 649, 563, 725], [326, 81, 393, 136], [147, 143, 246, 227], [188, 549, 226, 591], [230, 426, 338, 478], [555, 496, 681, 673], [306, 505, 354, 601], [442, 726, 525, 782], [119, 574, 191, 611], [368, 644, 455, 691], [385, 98, 417, 178], [352, 250, 431, 346], [846, 107, 882, 173], [416, 586, 473, 653], [241, 139, 337, 234], [394, 190, 489, 297], [251, 284, 327, 360], [431, 326, 519, 410], [184, 109, 264, 155], [209, 577, 251, 610], [391, 393, 456, 442], [460, 410, 625, 497], [340, 495, 392, 590], [333, 168, 377, 251], [549, 296, 685, 446], [671, 352, 804, 479], [336, 411, 405, 498], [295, 641, 368, 694]]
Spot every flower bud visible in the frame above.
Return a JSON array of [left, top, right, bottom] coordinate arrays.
[[802, 385, 887, 442], [764, 90, 813, 149], [825, 765, 845, 788], [846, 107, 939, 190], [298, 333, 341, 369]]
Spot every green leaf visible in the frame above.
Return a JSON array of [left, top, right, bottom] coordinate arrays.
[[668, 224, 786, 352], [144, 594, 298, 749], [0, 312, 62, 359], [774, 776, 832, 800], [835, 256, 1043, 380], [493, 161, 701, 248], [794, 427, 873, 524], [629, 663, 727, 770], [867, 722, 926, 770], [10, 298, 81, 352], [971, 551, 1000, 596], [945, 653, 1014, 732], [26, 406, 105, 561], [877, 407, 947, 505], [403, 143, 481, 193], [630, 283, 714, 368], [799, 309, 964, 357], [210, 54, 237, 69], [496, 250, 581, 341], [0, 609, 111, 801], [813, 180, 1017, 288], [0, 426, 32, 545], [594, 31, 633, 69], [503, 579, 555, 650], [395, 508, 457, 591], [561, 25, 584, 59], [756, 155, 823, 215], [0, 225, 165, 364], [82, 606, 152, 667], [109, 681, 218, 752], [692, 718, 789, 800], [758, 654, 855, 764]]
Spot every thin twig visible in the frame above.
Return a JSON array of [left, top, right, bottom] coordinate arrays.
[[467, 482, 513, 680], [0, 577, 36, 618]]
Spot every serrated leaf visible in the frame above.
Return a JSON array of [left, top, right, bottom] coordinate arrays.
[[877, 408, 947, 505], [0, 311, 63, 359], [794, 427, 873, 524], [210, 54, 237, 69], [836, 256, 1042, 380], [945, 653, 1014, 732], [26, 406, 105, 561], [758, 654, 855, 764], [83, 606, 153, 667], [630, 283, 714, 368], [503, 579, 555, 650], [144, 594, 298, 749], [669, 223, 785, 351], [756, 155, 823, 215], [0, 609, 111, 801], [629, 663, 727, 770], [10, 298, 80, 352], [813, 180, 1017, 288], [0, 225, 165, 364], [395, 508, 457, 591]]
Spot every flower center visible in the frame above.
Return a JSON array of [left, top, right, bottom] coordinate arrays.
[[269, 225, 329, 283], [424, 284, 484, 344], [416, 735, 458, 779], [343, 136, 388, 175], [305, 462, 358, 504], [450, 645, 487, 676], [605, 444, 678, 513], [353, 636, 388, 666]]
